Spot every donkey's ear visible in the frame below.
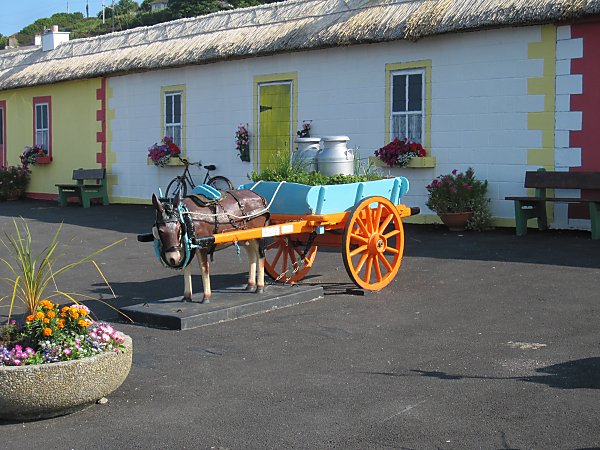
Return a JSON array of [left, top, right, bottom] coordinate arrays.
[[152, 193, 164, 214]]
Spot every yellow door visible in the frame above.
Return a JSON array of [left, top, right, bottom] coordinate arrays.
[[259, 83, 291, 170]]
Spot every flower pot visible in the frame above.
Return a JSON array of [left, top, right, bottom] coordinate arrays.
[[438, 212, 474, 231], [0, 334, 132, 421]]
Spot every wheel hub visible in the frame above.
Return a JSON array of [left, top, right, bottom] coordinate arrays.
[[368, 233, 387, 254]]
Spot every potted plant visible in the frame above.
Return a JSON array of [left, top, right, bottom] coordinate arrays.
[[148, 136, 181, 167], [0, 165, 30, 201], [0, 219, 131, 420], [426, 167, 492, 231], [374, 137, 427, 167]]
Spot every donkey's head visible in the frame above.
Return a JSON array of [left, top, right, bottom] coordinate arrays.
[[152, 194, 187, 268]]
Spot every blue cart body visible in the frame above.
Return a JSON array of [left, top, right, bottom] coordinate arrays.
[[240, 176, 409, 215]]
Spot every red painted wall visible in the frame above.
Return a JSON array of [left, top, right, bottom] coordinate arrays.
[[569, 21, 600, 217], [570, 21, 600, 172]]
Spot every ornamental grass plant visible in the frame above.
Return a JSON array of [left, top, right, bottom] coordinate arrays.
[[0, 219, 127, 366]]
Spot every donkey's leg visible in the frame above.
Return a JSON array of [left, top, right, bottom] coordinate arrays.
[[183, 263, 193, 302], [256, 238, 266, 294], [244, 240, 258, 292], [197, 250, 212, 303]]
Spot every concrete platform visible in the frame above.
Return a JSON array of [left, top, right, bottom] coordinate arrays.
[[119, 284, 324, 330]]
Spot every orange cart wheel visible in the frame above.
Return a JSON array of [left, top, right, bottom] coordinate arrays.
[[342, 196, 404, 291], [264, 237, 318, 283]]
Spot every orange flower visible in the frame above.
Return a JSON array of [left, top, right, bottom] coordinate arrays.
[[39, 300, 54, 309], [78, 319, 90, 328], [61, 306, 69, 313], [79, 309, 88, 317], [69, 308, 79, 319], [26, 315, 34, 322], [43, 327, 52, 337], [58, 319, 66, 329], [34, 311, 45, 320], [43, 318, 50, 324], [47, 311, 56, 319]]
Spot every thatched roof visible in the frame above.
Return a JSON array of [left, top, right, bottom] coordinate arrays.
[[1, 0, 599, 91]]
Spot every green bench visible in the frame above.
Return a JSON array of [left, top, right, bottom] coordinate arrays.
[[505, 169, 600, 239], [56, 168, 109, 208]]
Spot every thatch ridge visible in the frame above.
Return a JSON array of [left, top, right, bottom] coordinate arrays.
[[1, 0, 599, 91]]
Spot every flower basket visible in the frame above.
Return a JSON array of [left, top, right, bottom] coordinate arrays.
[[148, 136, 181, 167]]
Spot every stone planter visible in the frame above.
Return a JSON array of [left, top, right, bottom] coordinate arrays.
[[438, 212, 474, 231], [0, 334, 132, 421]]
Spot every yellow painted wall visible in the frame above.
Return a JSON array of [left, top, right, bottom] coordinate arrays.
[[0, 78, 103, 196]]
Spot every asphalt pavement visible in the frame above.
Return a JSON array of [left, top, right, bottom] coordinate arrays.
[[0, 199, 599, 449]]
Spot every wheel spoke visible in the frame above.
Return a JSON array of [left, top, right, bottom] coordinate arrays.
[[271, 246, 284, 267], [356, 216, 369, 236], [355, 253, 369, 272], [281, 251, 288, 272], [349, 244, 368, 257], [383, 229, 401, 239], [349, 232, 369, 245], [373, 256, 383, 282], [265, 240, 279, 251], [384, 246, 399, 255], [288, 247, 298, 265], [377, 253, 393, 272], [379, 214, 393, 233], [364, 255, 373, 283], [374, 203, 383, 230]]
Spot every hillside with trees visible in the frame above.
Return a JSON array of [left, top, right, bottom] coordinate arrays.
[[1, 0, 278, 48]]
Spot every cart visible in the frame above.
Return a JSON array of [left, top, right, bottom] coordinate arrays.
[[189, 176, 418, 291]]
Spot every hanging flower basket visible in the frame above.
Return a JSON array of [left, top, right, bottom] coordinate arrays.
[[20, 145, 50, 166], [236, 124, 250, 162]]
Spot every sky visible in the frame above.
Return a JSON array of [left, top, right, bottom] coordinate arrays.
[[0, 0, 105, 37]]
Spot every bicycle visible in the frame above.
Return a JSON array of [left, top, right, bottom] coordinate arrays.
[[164, 157, 234, 199]]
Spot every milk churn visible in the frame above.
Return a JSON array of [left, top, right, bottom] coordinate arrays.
[[292, 137, 321, 173], [316, 136, 354, 176]]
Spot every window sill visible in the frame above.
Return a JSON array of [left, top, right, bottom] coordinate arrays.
[[147, 157, 185, 166], [371, 156, 436, 169]]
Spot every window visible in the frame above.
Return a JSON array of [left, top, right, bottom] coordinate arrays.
[[33, 96, 52, 154], [164, 91, 182, 148], [390, 68, 425, 143]]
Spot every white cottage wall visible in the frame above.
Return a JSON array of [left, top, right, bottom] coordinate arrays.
[[108, 25, 545, 225]]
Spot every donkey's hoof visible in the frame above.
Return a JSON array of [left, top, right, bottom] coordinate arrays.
[[200, 297, 211, 304], [256, 286, 265, 294], [245, 284, 256, 292], [181, 296, 192, 302]]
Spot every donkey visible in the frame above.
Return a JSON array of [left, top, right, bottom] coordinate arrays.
[[151, 190, 269, 303]]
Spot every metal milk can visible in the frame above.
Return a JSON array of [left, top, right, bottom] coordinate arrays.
[[316, 136, 354, 176], [292, 137, 321, 173]]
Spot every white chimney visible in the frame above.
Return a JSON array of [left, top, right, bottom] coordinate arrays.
[[41, 25, 70, 52], [34, 34, 42, 46]]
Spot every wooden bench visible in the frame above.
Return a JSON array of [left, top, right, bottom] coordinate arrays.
[[505, 169, 600, 239], [56, 168, 109, 208]]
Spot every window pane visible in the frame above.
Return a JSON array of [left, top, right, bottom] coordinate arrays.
[[391, 114, 407, 139], [407, 74, 422, 112], [392, 75, 406, 113], [173, 126, 181, 148], [408, 114, 422, 143], [166, 95, 173, 124], [36, 105, 42, 129], [173, 94, 181, 124]]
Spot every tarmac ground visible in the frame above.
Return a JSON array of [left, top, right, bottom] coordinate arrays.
[[0, 199, 599, 449]]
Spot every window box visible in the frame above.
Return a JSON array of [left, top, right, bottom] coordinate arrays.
[[35, 156, 52, 164], [147, 157, 185, 166], [371, 156, 436, 169]]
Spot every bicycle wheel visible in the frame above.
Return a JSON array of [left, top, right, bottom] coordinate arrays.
[[208, 175, 234, 191], [165, 177, 187, 199]]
